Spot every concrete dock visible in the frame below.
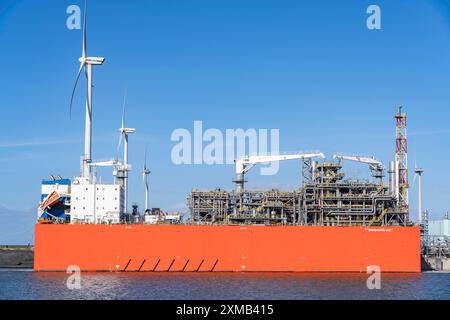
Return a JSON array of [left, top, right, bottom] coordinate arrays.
[[422, 255, 450, 272]]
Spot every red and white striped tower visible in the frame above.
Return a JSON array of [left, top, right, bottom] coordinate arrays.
[[395, 106, 409, 219]]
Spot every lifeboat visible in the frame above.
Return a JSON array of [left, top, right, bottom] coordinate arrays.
[[39, 191, 61, 211]]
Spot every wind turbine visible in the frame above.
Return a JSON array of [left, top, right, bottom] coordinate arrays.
[[117, 93, 136, 214], [413, 164, 424, 224], [142, 146, 151, 213], [69, 1, 105, 179]]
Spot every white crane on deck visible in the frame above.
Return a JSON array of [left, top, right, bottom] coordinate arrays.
[[88, 160, 130, 184], [332, 154, 384, 183], [234, 152, 325, 192]]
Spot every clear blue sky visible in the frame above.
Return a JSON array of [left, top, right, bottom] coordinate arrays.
[[1, 0, 450, 243]]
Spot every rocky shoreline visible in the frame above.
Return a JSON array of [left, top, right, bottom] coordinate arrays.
[[0, 246, 34, 269]]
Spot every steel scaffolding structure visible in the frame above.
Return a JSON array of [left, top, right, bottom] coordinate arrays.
[[187, 109, 411, 227], [187, 161, 408, 226], [188, 189, 230, 224]]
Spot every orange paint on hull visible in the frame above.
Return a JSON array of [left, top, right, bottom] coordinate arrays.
[[34, 224, 421, 272]]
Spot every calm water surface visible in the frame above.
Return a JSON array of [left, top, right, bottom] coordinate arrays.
[[0, 270, 449, 300]]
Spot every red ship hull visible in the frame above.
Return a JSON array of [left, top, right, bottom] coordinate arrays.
[[34, 224, 421, 272]]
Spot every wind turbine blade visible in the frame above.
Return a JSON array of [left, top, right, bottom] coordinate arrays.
[[116, 133, 123, 159], [116, 90, 127, 159], [144, 144, 148, 169], [69, 62, 85, 118], [121, 89, 127, 129], [121, 103, 125, 129], [82, 0, 87, 58], [412, 173, 417, 188]]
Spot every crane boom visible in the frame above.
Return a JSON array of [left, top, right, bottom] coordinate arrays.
[[89, 160, 122, 167], [88, 159, 131, 187], [333, 155, 382, 166], [333, 154, 384, 183], [89, 160, 131, 170], [234, 152, 325, 192]]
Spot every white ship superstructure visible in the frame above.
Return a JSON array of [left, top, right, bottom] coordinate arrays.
[[70, 177, 124, 224]]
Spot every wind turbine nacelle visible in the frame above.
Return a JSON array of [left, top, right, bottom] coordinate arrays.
[[85, 57, 105, 65], [120, 128, 136, 134]]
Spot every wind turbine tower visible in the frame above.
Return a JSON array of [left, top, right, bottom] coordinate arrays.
[[70, 2, 105, 180], [118, 105, 135, 214], [142, 148, 151, 213]]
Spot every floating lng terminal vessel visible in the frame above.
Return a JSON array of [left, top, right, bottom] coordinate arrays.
[[34, 6, 420, 273]]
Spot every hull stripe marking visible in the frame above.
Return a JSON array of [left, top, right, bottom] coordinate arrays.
[[167, 259, 175, 272], [182, 259, 190, 272], [138, 259, 146, 272], [196, 259, 204, 272], [123, 259, 131, 272], [152, 259, 161, 272], [211, 259, 219, 272]]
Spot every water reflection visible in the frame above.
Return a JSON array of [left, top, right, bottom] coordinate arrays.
[[0, 271, 447, 300]]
